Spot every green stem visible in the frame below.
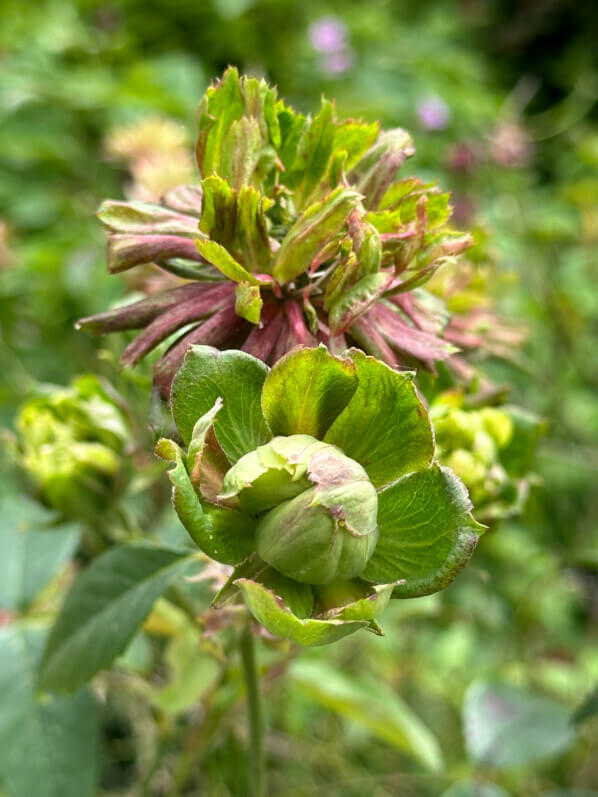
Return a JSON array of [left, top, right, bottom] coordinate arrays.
[[239, 623, 267, 797]]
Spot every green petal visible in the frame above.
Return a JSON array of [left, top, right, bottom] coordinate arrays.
[[171, 345, 271, 461], [195, 238, 260, 285], [234, 282, 263, 325], [314, 580, 397, 622], [261, 345, 358, 438], [155, 438, 255, 565], [236, 578, 368, 646], [325, 350, 434, 487], [363, 465, 485, 596], [272, 185, 362, 284]]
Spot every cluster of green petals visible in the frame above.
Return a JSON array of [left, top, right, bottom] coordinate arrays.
[[12, 375, 130, 519], [431, 393, 545, 522], [156, 345, 484, 645]]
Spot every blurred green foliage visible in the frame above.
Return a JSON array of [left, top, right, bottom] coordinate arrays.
[[0, 0, 596, 795]]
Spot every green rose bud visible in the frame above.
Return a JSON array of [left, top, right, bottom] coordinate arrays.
[[158, 345, 483, 646], [221, 435, 378, 584]]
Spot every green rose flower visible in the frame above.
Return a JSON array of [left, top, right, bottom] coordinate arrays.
[[156, 344, 484, 645]]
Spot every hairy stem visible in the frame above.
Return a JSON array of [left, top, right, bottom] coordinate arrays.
[[239, 623, 267, 797]]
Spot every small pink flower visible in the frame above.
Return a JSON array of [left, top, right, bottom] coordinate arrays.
[[308, 16, 348, 53], [416, 95, 451, 131]]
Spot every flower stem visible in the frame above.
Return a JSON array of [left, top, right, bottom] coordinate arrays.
[[239, 623, 267, 797]]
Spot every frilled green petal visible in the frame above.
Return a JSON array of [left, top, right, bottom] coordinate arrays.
[[235, 578, 369, 646], [261, 345, 358, 439], [155, 438, 255, 565], [218, 434, 323, 515], [324, 350, 434, 487], [363, 465, 485, 596], [171, 345, 271, 461], [314, 580, 398, 623]]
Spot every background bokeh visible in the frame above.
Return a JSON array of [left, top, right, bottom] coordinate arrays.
[[1, 1, 597, 795]]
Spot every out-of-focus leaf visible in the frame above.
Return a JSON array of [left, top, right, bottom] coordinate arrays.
[[571, 685, 598, 724], [0, 496, 79, 612], [0, 626, 99, 797], [38, 544, 195, 692], [290, 658, 443, 771], [463, 681, 577, 768], [153, 626, 221, 715], [440, 782, 512, 797]]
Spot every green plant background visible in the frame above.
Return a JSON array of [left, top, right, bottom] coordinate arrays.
[[0, 0, 596, 795]]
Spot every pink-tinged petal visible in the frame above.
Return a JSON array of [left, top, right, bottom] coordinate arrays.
[[120, 283, 236, 367], [271, 318, 291, 363], [366, 304, 458, 362], [285, 299, 317, 346], [153, 303, 247, 398], [107, 234, 206, 273], [349, 316, 399, 367], [391, 293, 445, 336], [162, 184, 203, 216], [241, 305, 285, 362], [76, 282, 210, 334]]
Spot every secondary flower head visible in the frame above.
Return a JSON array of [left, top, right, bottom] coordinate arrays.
[[12, 375, 131, 520], [79, 68, 473, 397], [156, 344, 484, 645]]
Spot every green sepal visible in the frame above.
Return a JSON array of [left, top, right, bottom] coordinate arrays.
[[325, 350, 434, 487], [235, 578, 369, 646], [314, 580, 398, 622], [272, 186, 362, 285], [261, 345, 358, 439], [291, 98, 335, 208], [171, 346, 271, 461], [97, 199, 200, 236], [155, 437, 255, 565], [195, 238, 260, 285], [328, 271, 392, 336], [235, 282, 263, 325], [362, 465, 485, 596]]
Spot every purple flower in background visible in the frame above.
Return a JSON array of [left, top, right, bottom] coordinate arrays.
[[322, 50, 355, 75], [416, 95, 451, 131], [308, 16, 348, 53]]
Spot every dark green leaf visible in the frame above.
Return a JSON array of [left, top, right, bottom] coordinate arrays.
[[0, 496, 79, 612], [0, 626, 99, 797], [38, 544, 195, 692], [463, 681, 577, 768]]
